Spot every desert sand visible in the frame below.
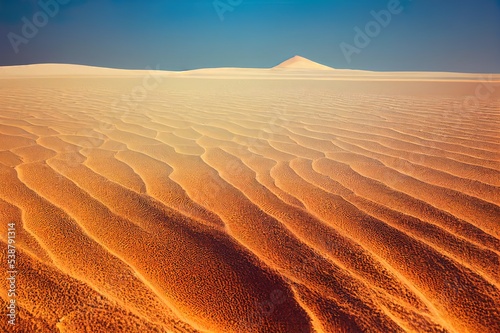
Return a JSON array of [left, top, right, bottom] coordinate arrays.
[[0, 58, 499, 333]]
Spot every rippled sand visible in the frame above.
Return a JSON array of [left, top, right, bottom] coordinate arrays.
[[0, 67, 499, 333]]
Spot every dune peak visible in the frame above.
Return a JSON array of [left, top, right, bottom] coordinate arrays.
[[273, 55, 334, 70]]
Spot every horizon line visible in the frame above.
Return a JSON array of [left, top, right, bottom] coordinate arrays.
[[2, 62, 500, 76]]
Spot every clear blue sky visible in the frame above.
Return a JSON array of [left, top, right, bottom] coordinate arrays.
[[1, 0, 499, 72]]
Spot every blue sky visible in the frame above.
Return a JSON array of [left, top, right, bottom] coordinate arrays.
[[0, 0, 499, 72]]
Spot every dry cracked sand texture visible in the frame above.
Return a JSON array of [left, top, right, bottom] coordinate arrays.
[[0, 72, 499, 333]]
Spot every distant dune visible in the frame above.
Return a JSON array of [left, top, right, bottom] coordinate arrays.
[[273, 55, 335, 70], [0, 61, 499, 333], [3, 57, 498, 81], [0, 63, 143, 76]]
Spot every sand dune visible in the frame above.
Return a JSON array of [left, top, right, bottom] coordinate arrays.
[[273, 56, 335, 70], [0, 64, 165, 77], [0, 64, 499, 333]]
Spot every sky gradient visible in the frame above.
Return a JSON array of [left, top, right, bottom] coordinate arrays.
[[1, 0, 499, 72]]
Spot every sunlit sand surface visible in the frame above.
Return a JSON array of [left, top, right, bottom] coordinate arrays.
[[0, 64, 499, 332]]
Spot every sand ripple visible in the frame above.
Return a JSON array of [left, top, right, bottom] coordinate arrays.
[[0, 76, 499, 333]]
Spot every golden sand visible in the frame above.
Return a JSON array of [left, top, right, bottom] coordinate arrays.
[[0, 66, 499, 332]]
